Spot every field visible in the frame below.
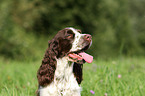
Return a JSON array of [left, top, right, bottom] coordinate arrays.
[[0, 57, 145, 96]]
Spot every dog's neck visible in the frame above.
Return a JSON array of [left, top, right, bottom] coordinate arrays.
[[55, 56, 74, 81]]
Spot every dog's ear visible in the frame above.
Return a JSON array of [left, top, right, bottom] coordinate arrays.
[[37, 39, 58, 86], [37, 60, 56, 86], [48, 39, 59, 56], [37, 47, 57, 86], [73, 63, 83, 84]]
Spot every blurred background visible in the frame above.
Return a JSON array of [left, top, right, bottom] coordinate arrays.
[[0, 0, 145, 61]]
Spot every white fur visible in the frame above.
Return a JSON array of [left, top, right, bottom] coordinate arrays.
[[68, 28, 83, 52], [39, 57, 81, 96]]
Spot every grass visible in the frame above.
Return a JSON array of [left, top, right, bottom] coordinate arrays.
[[0, 57, 145, 96]]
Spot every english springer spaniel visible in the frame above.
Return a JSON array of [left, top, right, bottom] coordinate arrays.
[[37, 27, 93, 96]]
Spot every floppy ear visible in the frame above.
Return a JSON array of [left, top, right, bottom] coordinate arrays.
[[73, 62, 83, 84], [37, 59, 56, 86], [48, 39, 59, 56], [37, 39, 59, 86]]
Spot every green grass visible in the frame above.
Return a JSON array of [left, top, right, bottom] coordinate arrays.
[[0, 57, 145, 96]]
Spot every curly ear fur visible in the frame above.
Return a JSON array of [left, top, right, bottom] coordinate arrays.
[[37, 39, 59, 86]]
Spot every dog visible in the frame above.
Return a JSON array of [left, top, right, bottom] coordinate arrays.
[[37, 27, 93, 96]]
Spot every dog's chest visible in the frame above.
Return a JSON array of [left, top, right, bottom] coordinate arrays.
[[54, 57, 81, 95], [55, 57, 73, 80], [39, 57, 81, 96]]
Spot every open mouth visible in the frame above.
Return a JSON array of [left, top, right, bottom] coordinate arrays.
[[68, 45, 93, 63]]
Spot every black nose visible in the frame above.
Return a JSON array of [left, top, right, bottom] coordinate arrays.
[[84, 34, 92, 41]]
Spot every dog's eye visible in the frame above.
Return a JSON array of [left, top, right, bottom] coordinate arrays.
[[66, 30, 74, 38], [66, 34, 73, 38], [66, 34, 71, 37]]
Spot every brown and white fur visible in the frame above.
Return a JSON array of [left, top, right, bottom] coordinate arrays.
[[37, 27, 92, 96]]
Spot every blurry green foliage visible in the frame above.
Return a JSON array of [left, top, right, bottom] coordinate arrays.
[[0, 0, 145, 60]]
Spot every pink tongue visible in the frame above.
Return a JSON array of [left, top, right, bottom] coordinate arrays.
[[79, 52, 93, 63]]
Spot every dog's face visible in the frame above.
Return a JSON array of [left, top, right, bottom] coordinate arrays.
[[50, 27, 92, 63], [68, 27, 92, 52]]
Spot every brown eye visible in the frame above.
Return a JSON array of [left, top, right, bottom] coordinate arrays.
[[66, 34, 71, 37], [66, 30, 74, 38], [66, 34, 73, 38]]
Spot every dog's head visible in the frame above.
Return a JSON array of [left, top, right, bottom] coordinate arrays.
[[49, 27, 93, 63]]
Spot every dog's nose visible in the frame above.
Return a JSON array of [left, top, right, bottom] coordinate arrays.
[[84, 34, 92, 41]]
